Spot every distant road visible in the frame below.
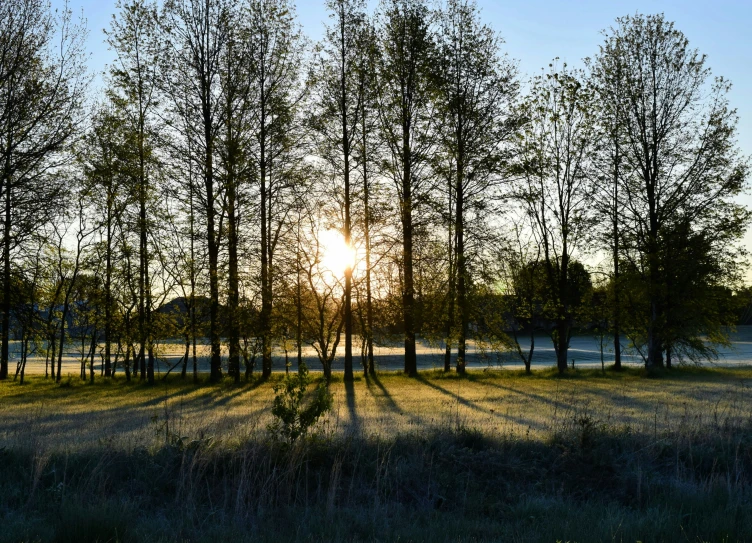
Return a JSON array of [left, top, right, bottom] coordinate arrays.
[[11, 326, 752, 377]]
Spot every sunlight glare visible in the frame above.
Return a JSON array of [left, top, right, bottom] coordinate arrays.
[[319, 230, 356, 277]]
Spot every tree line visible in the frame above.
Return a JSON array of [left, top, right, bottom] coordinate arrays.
[[0, 0, 748, 384]]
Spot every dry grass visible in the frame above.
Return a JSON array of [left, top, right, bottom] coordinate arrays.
[[1, 367, 752, 543]]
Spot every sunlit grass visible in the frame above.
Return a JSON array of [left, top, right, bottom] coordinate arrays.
[[1, 366, 751, 542], [2, 366, 751, 453]]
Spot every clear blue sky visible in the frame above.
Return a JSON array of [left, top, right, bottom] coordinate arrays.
[[56, 0, 752, 249]]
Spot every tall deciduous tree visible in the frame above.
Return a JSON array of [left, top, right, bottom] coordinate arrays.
[[161, 0, 229, 381], [78, 103, 134, 378], [376, 0, 434, 377], [353, 18, 379, 376], [513, 64, 599, 374], [433, 0, 518, 374], [310, 0, 367, 382], [107, 0, 161, 383], [0, 0, 88, 380], [242, 0, 307, 380], [594, 14, 749, 368]]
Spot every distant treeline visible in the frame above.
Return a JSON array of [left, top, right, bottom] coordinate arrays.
[[0, 0, 748, 384]]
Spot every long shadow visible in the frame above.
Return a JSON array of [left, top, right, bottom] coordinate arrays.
[[365, 374, 402, 415], [413, 374, 487, 414], [344, 380, 361, 434], [469, 377, 571, 410]]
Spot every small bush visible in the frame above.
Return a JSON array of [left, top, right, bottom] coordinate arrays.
[[268, 362, 332, 443]]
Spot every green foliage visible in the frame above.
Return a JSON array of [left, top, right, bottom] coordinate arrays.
[[268, 363, 332, 443]]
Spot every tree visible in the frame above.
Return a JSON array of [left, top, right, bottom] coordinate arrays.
[[78, 103, 135, 378], [352, 19, 380, 376], [106, 0, 162, 384], [594, 14, 750, 368], [161, 0, 230, 381], [0, 0, 88, 379], [241, 0, 307, 379], [309, 0, 369, 383], [299, 207, 345, 383], [433, 0, 518, 373], [376, 0, 435, 376], [512, 64, 599, 373]]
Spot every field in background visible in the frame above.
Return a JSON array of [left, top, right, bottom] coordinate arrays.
[[11, 325, 752, 377], [1, 367, 751, 542]]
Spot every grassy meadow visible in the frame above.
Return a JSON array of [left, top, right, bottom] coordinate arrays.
[[1, 367, 751, 542]]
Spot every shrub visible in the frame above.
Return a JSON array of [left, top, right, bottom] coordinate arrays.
[[268, 362, 332, 443]]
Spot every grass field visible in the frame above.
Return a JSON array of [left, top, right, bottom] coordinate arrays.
[[1, 367, 751, 542]]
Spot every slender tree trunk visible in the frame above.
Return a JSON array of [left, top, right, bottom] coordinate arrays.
[[49, 331, 56, 381], [612, 133, 622, 371], [527, 330, 535, 374], [89, 328, 97, 383], [402, 124, 417, 377], [646, 184, 663, 369], [124, 343, 131, 382], [296, 215, 303, 370], [443, 173, 454, 373], [1, 176, 11, 380], [455, 147, 468, 375], [19, 335, 27, 384], [340, 9, 354, 383], [181, 334, 189, 379], [104, 191, 113, 377], [555, 250, 570, 374], [56, 304, 69, 383], [555, 321, 569, 373], [362, 116, 374, 376], [225, 69, 241, 383], [204, 111, 222, 382], [189, 158, 198, 384], [260, 98, 272, 379], [226, 150, 240, 383]]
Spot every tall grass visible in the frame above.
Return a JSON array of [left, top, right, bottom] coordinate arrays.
[[1, 368, 751, 542]]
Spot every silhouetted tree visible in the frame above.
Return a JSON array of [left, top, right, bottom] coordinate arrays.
[[0, 0, 88, 379], [512, 64, 599, 373], [594, 14, 750, 368], [376, 0, 435, 376]]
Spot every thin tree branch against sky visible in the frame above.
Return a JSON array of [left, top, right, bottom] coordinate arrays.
[[58, 0, 752, 242], [65, 0, 752, 142]]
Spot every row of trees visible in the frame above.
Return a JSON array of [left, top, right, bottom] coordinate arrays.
[[0, 0, 748, 384]]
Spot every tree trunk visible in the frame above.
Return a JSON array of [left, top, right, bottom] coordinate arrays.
[[124, 343, 131, 382], [612, 134, 622, 371], [362, 119, 374, 376], [455, 151, 468, 375], [340, 9, 354, 383], [181, 334, 189, 379], [402, 128, 417, 377], [0, 176, 11, 380], [104, 191, 113, 377], [555, 321, 569, 373], [205, 113, 222, 382], [443, 167, 454, 373], [260, 99, 272, 379]]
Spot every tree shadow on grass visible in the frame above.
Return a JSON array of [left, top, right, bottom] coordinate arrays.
[[364, 373, 402, 415], [344, 379, 361, 434], [413, 374, 487, 414]]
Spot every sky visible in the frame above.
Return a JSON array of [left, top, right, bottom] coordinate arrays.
[[54, 0, 752, 250]]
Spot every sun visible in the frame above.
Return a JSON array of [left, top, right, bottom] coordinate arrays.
[[319, 230, 356, 277]]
